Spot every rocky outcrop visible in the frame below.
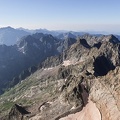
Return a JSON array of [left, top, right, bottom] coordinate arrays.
[[8, 104, 30, 120]]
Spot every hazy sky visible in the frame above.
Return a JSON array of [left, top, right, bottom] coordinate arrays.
[[0, 0, 120, 32]]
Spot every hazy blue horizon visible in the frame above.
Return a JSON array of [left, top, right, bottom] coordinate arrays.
[[0, 0, 120, 33]]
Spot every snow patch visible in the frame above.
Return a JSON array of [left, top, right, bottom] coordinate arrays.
[[62, 58, 81, 67], [44, 67, 53, 70], [60, 100, 101, 120], [62, 60, 71, 66], [18, 46, 26, 54]]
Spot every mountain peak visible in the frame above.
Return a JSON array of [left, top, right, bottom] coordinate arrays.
[[0, 26, 14, 30], [106, 34, 120, 44]]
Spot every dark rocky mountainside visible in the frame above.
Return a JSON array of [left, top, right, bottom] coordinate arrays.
[[0, 34, 120, 120], [0, 33, 77, 94]]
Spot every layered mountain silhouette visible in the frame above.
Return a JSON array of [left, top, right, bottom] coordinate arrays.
[[0, 29, 120, 120], [1, 26, 120, 45], [0, 33, 77, 93], [0, 27, 30, 45]]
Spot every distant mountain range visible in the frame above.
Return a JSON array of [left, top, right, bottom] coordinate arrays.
[[0, 27, 30, 45], [0, 26, 120, 46]]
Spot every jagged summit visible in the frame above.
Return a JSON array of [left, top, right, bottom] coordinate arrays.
[[79, 34, 120, 46], [106, 34, 120, 44]]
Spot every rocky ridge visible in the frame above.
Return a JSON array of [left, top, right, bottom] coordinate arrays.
[[0, 34, 120, 120]]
